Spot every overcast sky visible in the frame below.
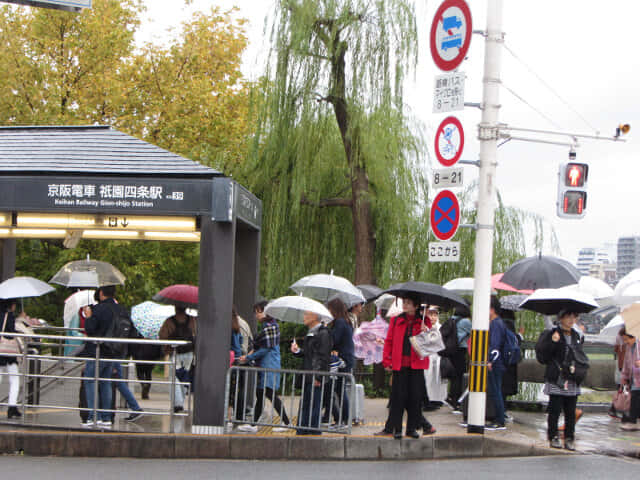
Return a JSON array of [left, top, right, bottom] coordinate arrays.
[[138, 1, 639, 266]]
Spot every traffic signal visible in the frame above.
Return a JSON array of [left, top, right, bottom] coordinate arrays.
[[557, 156, 588, 219]]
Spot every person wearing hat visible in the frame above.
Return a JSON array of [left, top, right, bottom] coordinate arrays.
[[382, 294, 436, 439]]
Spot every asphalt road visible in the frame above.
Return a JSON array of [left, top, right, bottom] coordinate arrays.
[[3, 455, 638, 480]]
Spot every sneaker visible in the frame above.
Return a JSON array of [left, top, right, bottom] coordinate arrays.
[[237, 424, 258, 433], [564, 438, 576, 451], [485, 423, 506, 431], [550, 436, 562, 449], [374, 429, 392, 436], [272, 426, 290, 433], [620, 422, 639, 431], [173, 406, 184, 413], [81, 419, 95, 427], [452, 408, 463, 415], [126, 410, 144, 422], [97, 420, 113, 428]]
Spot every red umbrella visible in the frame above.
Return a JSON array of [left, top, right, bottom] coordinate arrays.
[[152, 284, 198, 309], [491, 273, 534, 295]]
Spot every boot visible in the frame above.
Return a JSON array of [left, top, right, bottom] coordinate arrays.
[[141, 384, 150, 400], [7, 406, 21, 419]]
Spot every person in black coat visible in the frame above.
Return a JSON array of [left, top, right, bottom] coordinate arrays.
[[536, 310, 589, 451], [325, 298, 354, 425], [501, 309, 522, 405], [291, 310, 332, 435]]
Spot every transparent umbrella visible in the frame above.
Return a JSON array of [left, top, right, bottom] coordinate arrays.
[[50, 255, 125, 288], [264, 296, 333, 325], [291, 273, 365, 306]]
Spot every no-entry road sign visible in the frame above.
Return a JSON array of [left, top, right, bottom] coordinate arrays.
[[430, 189, 460, 241], [430, 0, 472, 71], [435, 116, 464, 166]]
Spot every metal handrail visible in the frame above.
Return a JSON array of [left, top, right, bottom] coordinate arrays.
[[225, 365, 355, 435], [0, 332, 192, 433]]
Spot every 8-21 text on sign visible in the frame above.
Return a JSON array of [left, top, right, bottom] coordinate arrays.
[[433, 168, 464, 189], [428, 241, 460, 262]]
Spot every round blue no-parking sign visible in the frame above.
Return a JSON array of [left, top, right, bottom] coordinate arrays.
[[430, 190, 460, 241]]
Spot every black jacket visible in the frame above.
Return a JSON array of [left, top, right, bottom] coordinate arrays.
[[82, 298, 117, 357], [536, 326, 588, 385], [294, 324, 332, 377]]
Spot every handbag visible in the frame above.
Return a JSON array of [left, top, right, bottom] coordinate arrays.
[[410, 318, 445, 359], [612, 385, 631, 412], [0, 313, 23, 355]]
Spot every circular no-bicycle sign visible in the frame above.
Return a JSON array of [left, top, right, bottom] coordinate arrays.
[[430, 0, 473, 72], [430, 189, 460, 241], [434, 116, 465, 167]]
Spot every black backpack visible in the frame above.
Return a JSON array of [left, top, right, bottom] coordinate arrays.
[[102, 303, 134, 358], [438, 315, 460, 358], [502, 328, 521, 366]]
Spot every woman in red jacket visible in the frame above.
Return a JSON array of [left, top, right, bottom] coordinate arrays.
[[383, 295, 432, 439]]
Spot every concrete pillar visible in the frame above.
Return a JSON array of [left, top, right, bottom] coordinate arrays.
[[0, 238, 16, 281], [233, 223, 261, 332], [192, 215, 235, 433]]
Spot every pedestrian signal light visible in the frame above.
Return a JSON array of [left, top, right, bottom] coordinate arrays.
[[557, 160, 588, 219], [564, 163, 587, 187]]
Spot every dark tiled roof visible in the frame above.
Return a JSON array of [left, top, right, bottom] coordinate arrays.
[[0, 125, 222, 177]]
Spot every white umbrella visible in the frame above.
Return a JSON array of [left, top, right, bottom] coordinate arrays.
[[600, 281, 640, 307], [598, 314, 624, 339], [615, 269, 640, 296], [519, 287, 599, 315], [564, 276, 614, 299], [63, 289, 96, 328], [374, 293, 397, 312], [290, 273, 365, 306], [443, 277, 475, 295], [386, 297, 403, 318], [443, 277, 497, 296], [0, 276, 54, 299], [264, 296, 333, 324]]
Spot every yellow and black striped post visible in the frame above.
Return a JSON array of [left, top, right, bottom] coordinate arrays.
[[467, 328, 489, 434]]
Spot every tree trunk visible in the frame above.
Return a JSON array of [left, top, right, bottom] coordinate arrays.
[[351, 165, 376, 286]]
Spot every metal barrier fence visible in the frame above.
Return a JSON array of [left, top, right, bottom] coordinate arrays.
[[225, 365, 355, 435], [0, 331, 191, 433]]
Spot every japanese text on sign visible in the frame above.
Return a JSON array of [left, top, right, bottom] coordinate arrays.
[[433, 71, 465, 113], [47, 183, 184, 209], [428, 241, 461, 262]]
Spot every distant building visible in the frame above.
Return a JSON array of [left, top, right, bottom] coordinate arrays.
[[576, 247, 610, 276], [617, 236, 640, 280], [589, 262, 617, 286]]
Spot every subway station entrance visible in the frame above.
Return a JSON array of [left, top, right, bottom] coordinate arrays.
[[0, 125, 261, 433]]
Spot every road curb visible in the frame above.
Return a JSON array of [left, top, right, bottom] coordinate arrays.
[[0, 429, 557, 460]]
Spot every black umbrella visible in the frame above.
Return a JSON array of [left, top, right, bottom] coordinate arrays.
[[501, 254, 580, 291], [356, 284, 384, 303], [383, 281, 469, 312], [518, 288, 599, 315]]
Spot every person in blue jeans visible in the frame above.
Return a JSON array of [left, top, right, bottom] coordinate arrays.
[[487, 295, 507, 430], [112, 362, 144, 422], [81, 286, 119, 427]]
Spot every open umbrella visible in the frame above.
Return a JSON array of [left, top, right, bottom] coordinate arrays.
[[374, 293, 397, 312], [564, 276, 614, 300], [131, 301, 175, 339], [491, 273, 534, 294], [353, 313, 389, 365], [601, 281, 640, 308], [0, 276, 54, 299], [499, 294, 529, 312], [598, 314, 624, 339], [615, 269, 640, 297], [621, 303, 640, 338], [383, 281, 469, 312], [50, 256, 126, 288], [501, 254, 580, 291], [291, 273, 365, 306], [152, 284, 198, 309], [63, 289, 96, 328], [443, 277, 498, 296], [356, 284, 384, 303], [518, 287, 599, 315], [264, 296, 333, 324]]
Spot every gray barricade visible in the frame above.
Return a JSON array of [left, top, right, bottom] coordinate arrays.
[[225, 365, 356, 434]]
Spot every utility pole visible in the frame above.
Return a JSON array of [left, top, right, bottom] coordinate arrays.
[[467, 0, 503, 435]]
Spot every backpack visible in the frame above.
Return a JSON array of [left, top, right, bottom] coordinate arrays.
[[102, 303, 134, 358], [438, 315, 460, 358], [502, 327, 521, 366]]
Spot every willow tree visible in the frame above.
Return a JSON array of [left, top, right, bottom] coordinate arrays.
[[245, 0, 424, 293]]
